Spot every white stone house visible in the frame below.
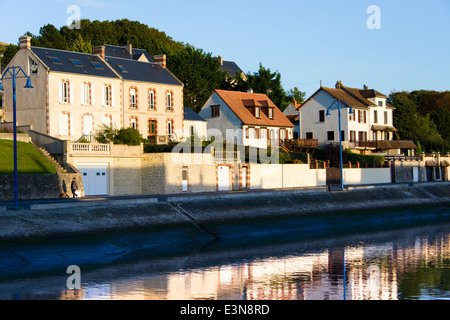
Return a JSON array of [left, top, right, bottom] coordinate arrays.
[[298, 81, 416, 155], [199, 89, 294, 148]]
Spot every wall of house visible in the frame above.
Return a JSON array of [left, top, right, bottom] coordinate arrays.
[[181, 120, 207, 141], [122, 81, 184, 141], [199, 92, 243, 143], [249, 164, 327, 189], [300, 90, 353, 145], [48, 72, 122, 140], [2, 49, 48, 134]]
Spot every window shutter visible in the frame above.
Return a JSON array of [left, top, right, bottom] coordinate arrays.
[[58, 81, 62, 103], [111, 85, 115, 107], [91, 84, 95, 106], [80, 83, 85, 105], [69, 81, 74, 104], [69, 113, 75, 136]]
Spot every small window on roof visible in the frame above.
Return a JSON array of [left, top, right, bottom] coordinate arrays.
[[117, 65, 127, 73], [48, 56, 63, 65], [90, 62, 104, 70], [70, 59, 83, 67]]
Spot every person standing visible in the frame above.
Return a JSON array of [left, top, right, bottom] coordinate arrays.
[[71, 177, 79, 198]]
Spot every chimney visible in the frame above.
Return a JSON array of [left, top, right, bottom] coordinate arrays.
[[93, 45, 105, 59], [363, 84, 368, 90], [335, 80, 342, 89], [247, 88, 253, 93], [19, 36, 31, 50], [217, 56, 223, 65], [126, 43, 132, 54], [154, 54, 166, 68]]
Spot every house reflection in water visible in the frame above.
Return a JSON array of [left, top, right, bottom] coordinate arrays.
[[59, 228, 450, 300]]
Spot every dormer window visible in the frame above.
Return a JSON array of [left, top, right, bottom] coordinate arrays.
[[255, 107, 261, 118], [378, 101, 384, 107]]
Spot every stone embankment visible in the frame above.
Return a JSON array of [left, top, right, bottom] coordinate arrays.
[[0, 182, 449, 244]]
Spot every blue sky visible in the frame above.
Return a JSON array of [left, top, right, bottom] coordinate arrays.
[[1, 0, 449, 97]]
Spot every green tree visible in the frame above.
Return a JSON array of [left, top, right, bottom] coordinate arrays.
[[68, 34, 92, 54], [246, 63, 285, 107]]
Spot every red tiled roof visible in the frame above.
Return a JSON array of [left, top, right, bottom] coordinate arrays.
[[214, 90, 294, 127]]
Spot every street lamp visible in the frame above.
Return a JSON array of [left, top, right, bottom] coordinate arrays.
[[0, 66, 33, 208], [326, 99, 354, 190]]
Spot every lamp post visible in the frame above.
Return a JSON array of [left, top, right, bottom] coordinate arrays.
[[326, 99, 354, 190], [0, 66, 33, 208]]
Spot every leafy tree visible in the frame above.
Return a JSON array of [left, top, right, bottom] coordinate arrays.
[[68, 34, 92, 54], [246, 63, 285, 107]]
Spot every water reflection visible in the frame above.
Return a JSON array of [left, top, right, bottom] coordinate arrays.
[[1, 222, 450, 300]]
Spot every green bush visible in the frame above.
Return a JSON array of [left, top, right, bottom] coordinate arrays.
[[346, 150, 385, 165]]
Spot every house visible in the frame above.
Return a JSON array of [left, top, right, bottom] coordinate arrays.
[[217, 56, 247, 82], [283, 98, 300, 139], [182, 107, 207, 141], [298, 81, 416, 155], [1, 36, 184, 143], [199, 89, 294, 148]]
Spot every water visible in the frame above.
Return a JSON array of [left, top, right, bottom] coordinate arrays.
[[1, 216, 450, 300]]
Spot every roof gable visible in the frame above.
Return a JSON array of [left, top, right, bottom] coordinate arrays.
[[214, 90, 293, 128]]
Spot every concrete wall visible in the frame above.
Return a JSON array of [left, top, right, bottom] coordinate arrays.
[[0, 133, 31, 143], [249, 164, 327, 189], [343, 168, 391, 185], [142, 152, 217, 195]]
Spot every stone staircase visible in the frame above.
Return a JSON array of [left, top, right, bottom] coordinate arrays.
[[36, 146, 67, 173]]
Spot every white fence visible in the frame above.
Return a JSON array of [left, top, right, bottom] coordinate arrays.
[[70, 143, 110, 154]]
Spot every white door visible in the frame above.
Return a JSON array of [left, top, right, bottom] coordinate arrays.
[[218, 166, 230, 191], [413, 167, 419, 183], [241, 167, 247, 189], [78, 164, 108, 196], [182, 167, 188, 192]]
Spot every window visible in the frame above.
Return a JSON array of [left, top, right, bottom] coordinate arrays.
[[0, 93, 3, 109], [358, 131, 367, 142], [378, 101, 383, 107], [149, 120, 157, 136], [117, 65, 127, 73], [48, 56, 63, 65], [327, 131, 335, 141], [59, 113, 69, 136], [211, 105, 220, 118], [319, 110, 325, 122], [167, 121, 173, 139], [261, 128, 267, 139], [91, 62, 104, 70], [358, 110, 366, 123], [131, 118, 137, 130], [149, 90, 155, 110], [255, 107, 260, 118], [384, 111, 388, 124], [268, 108, 274, 119], [306, 132, 313, 139], [166, 92, 173, 111], [341, 130, 345, 142], [70, 59, 83, 67], [60, 81, 69, 103], [103, 85, 111, 106], [374, 110, 378, 124], [82, 83, 91, 105], [130, 88, 137, 108], [350, 131, 356, 142], [189, 125, 195, 137], [29, 58, 38, 74]]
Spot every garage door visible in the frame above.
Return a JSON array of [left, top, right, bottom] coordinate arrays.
[[78, 164, 109, 196]]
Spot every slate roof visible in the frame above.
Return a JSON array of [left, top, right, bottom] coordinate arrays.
[[184, 107, 206, 122], [220, 60, 244, 78], [31, 47, 119, 79], [214, 89, 294, 128], [30, 46, 183, 86], [300, 84, 393, 110], [104, 45, 153, 62], [105, 56, 183, 86]]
